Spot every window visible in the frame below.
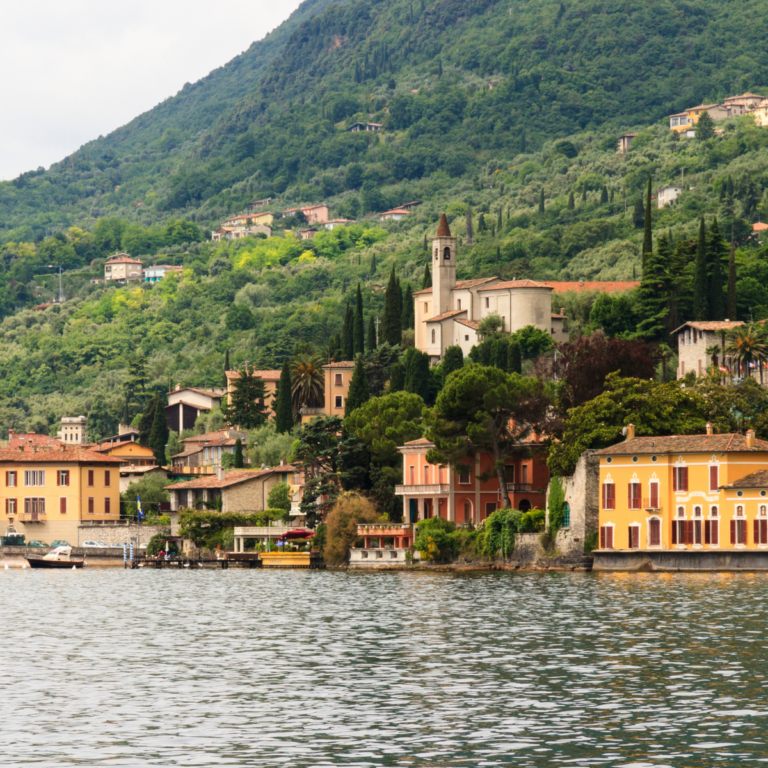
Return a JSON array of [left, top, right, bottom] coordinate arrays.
[[600, 525, 614, 549], [673, 466, 689, 492], [6, 498, 16, 516], [6, 471, 16, 487], [24, 470, 45, 487], [24, 498, 45, 515], [521, 465, 528, 484], [88, 497, 95, 515], [334, 396, 343, 409], [649, 518, 661, 546], [465, 335, 469, 341], [443, 247, 451, 260], [485, 502, 497, 516], [104, 471, 111, 488], [88, 470, 94, 487], [705, 517, 719, 546], [431, 329, 436, 344], [628, 526, 640, 549], [423, 466, 430, 484], [409, 466, 415, 485], [731, 515, 747, 545], [334, 373, 343, 386], [602, 482, 615, 510], [463, 501, 472, 522], [485, 298, 490, 308], [628, 482, 641, 509], [204, 448, 209, 461], [60, 497, 67, 515], [693, 506, 702, 544], [105, 497, 111, 515], [57, 470, 70, 487], [458, 470, 471, 485], [756, 514, 768, 545], [649, 482, 659, 509], [709, 465, 719, 492], [562, 503, 570, 528]]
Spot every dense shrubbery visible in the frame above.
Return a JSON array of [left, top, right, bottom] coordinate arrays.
[[178, 509, 284, 549]]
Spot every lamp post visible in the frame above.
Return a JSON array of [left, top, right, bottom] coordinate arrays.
[[48, 264, 63, 302]]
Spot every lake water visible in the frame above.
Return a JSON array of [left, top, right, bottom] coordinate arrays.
[[3, 569, 768, 767]]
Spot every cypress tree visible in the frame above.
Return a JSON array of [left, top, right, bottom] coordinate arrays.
[[275, 359, 294, 434], [633, 196, 645, 229], [465, 205, 474, 244], [422, 262, 432, 289], [498, 208, 503, 228], [224, 349, 230, 371], [344, 356, 370, 416], [496, 246, 501, 264], [367, 314, 377, 350], [478, 213, 486, 232], [727, 224, 738, 320], [233, 438, 244, 468], [342, 301, 354, 359], [442, 345, 464, 385], [581, 187, 587, 202], [508, 341, 522, 374], [642, 175, 653, 267], [693, 218, 709, 321], [600, 186, 608, 204], [353, 283, 365, 355], [610, 188, 615, 203], [538, 190, 545, 213], [492, 337, 508, 370], [727, 174, 734, 198], [389, 362, 406, 392], [401, 283, 414, 330], [636, 234, 670, 341], [371, 253, 377, 275], [520, 127, 526, 153], [395, 276, 403, 326], [382, 267, 402, 346], [567, 191, 575, 210], [148, 400, 169, 467], [404, 349, 430, 402], [707, 217, 727, 321], [138, 396, 158, 446]]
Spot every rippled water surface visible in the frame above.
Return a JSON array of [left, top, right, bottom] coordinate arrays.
[[4, 569, 768, 766]]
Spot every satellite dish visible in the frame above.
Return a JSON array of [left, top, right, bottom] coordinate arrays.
[[621, 427, 628, 436]]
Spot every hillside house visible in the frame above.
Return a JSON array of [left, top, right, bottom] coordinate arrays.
[[378, 208, 410, 221], [322, 361, 354, 418], [723, 92, 765, 110], [657, 185, 683, 208], [144, 265, 183, 282], [752, 100, 768, 128], [211, 225, 271, 242], [57, 416, 88, 444], [674, 320, 744, 378], [617, 133, 639, 154], [543, 281, 640, 294], [322, 219, 354, 230], [349, 122, 382, 132], [225, 369, 281, 418], [165, 385, 227, 433], [171, 429, 250, 473], [283, 205, 329, 224], [104, 254, 143, 283], [245, 198, 272, 212], [222, 212, 274, 228], [298, 229, 317, 240]]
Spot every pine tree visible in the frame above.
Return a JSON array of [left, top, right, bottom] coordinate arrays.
[[275, 359, 294, 434], [538, 189, 545, 213], [367, 315, 377, 350], [342, 301, 354, 359], [498, 207, 503, 229], [137, 396, 158, 446], [695, 111, 715, 140], [344, 356, 370, 416], [693, 218, 709, 321], [442, 346, 464, 385], [353, 283, 365, 355], [233, 438, 244, 468], [401, 283, 414, 330], [567, 191, 575, 210], [520, 127, 526, 153], [727, 174, 735, 199], [465, 205, 474, 244], [636, 234, 670, 341], [148, 397, 169, 467], [478, 213, 486, 232], [633, 197, 645, 229], [496, 246, 501, 264], [222, 367, 269, 429], [707, 217, 727, 321], [438, 59, 443, 78], [600, 186, 608, 204], [382, 267, 403, 346], [395, 276, 403, 325], [508, 341, 522, 374], [642, 175, 653, 268], [727, 224, 738, 320], [371, 253, 377, 275], [610, 188, 615, 203], [404, 349, 430, 402], [422, 262, 432, 289]]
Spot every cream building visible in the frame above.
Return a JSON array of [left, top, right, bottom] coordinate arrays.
[[104, 253, 144, 283], [414, 214, 566, 362]]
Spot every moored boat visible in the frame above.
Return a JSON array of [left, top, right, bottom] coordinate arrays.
[[26, 546, 85, 569]]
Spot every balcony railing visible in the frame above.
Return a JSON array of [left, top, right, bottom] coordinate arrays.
[[508, 483, 535, 493], [395, 484, 450, 496], [643, 498, 662, 511], [20, 512, 46, 523]]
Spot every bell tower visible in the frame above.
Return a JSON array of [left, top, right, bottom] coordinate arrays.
[[432, 213, 457, 315]]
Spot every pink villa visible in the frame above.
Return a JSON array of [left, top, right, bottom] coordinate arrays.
[[283, 204, 330, 224]]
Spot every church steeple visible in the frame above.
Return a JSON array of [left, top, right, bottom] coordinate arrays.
[[432, 213, 457, 315], [436, 213, 451, 238]]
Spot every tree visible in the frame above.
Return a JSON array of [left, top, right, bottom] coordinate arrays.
[[88, 394, 117, 442], [548, 373, 709, 476], [123, 354, 149, 423], [267, 482, 292, 522], [600, 186, 608, 205], [509, 325, 554, 359], [225, 303, 255, 331], [224, 349, 230, 372], [275, 359, 294, 433], [148, 397, 169, 466], [401, 283, 414, 330], [390, 361, 406, 392], [508, 341, 522, 373], [421, 263, 432, 289], [589, 293, 637, 337], [221, 366, 268, 429], [726, 324, 768, 380], [642, 175, 653, 266], [693, 218, 708, 320], [234, 437, 244, 468], [696, 111, 715, 140], [538, 189, 545, 213], [707, 217, 727, 321], [137, 396, 159, 446], [353, 283, 365, 355], [382, 266, 402, 346], [323, 495, 381, 564], [367, 314, 377, 351], [344, 356, 370, 416], [290, 353, 324, 415], [442, 345, 464, 384], [425, 365, 551, 507], [633, 196, 645, 229], [465, 205, 474, 244], [342, 301, 354, 360], [727, 226, 738, 320], [403, 347, 431, 402], [636, 234, 670, 341], [477, 312, 506, 340], [567, 191, 575, 210]]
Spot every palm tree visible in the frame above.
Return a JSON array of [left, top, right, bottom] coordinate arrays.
[[706, 344, 721, 371], [726, 324, 768, 383], [290, 353, 325, 416]]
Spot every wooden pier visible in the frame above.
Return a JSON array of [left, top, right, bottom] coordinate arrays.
[[130, 552, 324, 570]]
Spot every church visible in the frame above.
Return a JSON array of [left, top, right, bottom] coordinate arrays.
[[414, 214, 567, 363]]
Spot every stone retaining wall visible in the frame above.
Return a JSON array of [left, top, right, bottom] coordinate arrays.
[[77, 523, 169, 546]]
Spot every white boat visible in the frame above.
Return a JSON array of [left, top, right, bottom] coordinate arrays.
[[27, 546, 85, 569]]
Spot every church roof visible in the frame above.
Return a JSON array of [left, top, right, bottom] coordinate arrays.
[[456, 318, 480, 330], [436, 213, 451, 237], [478, 279, 552, 291], [426, 309, 467, 323], [412, 277, 498, 296]]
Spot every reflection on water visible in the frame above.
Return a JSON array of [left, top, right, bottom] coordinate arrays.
[[2, 569, 768, 766]]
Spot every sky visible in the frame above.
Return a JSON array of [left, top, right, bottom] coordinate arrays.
[[0, 0, 303, 181]]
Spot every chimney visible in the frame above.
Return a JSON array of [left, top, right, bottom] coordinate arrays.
[[706, 422, 713, 435], [747, 429, 756, 449], [175, 384, 181, 391], [560, 307, 566, 316], [217, 466, 225, 481], [626, 423, 635, 441], [8, 429, 13, 437]]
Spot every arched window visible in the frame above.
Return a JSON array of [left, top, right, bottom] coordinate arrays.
[[710, 506, 719, 518], [760, 505, 767, 517], [563, 502, 570, 528], [434, 248, 438, 261], [443, 246, 451, 260], [431, 329, 436, 344], [694, 506, 702, 517], [737, 505, 745, 517], [677, 506, 685, 518]]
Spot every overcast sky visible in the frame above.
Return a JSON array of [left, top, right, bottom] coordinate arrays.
[[0, 0, 303, 181]]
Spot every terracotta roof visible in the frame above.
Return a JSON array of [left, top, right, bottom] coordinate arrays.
[[456, 318, 480, 330], [92, 440, 153, 452], [722, 470, 768, 489], [8, 432, 61, 449], [181, 430, 244, 444], [171, 448, 199, 460], [0, 446, 123, 463], [426, 309, 467, 323], [323, 361, 355, 369], [436, 213, 451, 238], [225, 369, 281, 382], [551, 313, 566, 319], [753, 222, 768, 232], [686, 104, 720, 111], [106, 254, 143, 264], [478, 279, 552, 291], [671, 320, 743, 333], [120, 465, 162, 474], [543, 281, 640, 293], [412, 277, 499, 296], [166, 465, 295, 490], [596, 434, 768, 456], [379, 208, 411, 216], [403, 438, 432, 446]]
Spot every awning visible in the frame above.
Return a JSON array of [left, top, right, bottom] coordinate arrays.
[[280, 529, 314, 540]]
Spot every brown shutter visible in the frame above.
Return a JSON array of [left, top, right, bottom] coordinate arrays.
[[705, 521, 711, 545], [628, 484, 632, 508], [673, 469, 678, 492], [755, 520, 760, 545], [741, 519, 747, 545], [682, 467, 689, 492], [763, 520, 767, 545], [600, 526, 606, 549], [4, 498, 7, 515], [730, 520, 736, 545], [60, 497, 66, 515], [56, 471, 60, 487], [713, 521, 719, 545], [607, 527, 614, 548], [602, 484, 607, 508], [608, 483, 615, 509], [672, 520, 678, 544], [650, 483, 658, 509], [686, 520, 694, 545], [4, 471, 7, 486]]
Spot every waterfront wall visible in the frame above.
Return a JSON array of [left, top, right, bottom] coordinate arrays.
[[594, 549, 768, 572], [77, 523, 169, 547]]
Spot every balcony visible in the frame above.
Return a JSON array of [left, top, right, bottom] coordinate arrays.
[[395, 484, 450, 496], [20, 512, 46, 523], [508, 483, 535, 493], [643, 498, 662, 512]]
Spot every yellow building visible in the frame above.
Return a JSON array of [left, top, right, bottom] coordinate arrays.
[[322, 361, 354, 418], [596, 425, 768, 551], [92, 440, 156, 467], [1, 446, 123, 545]]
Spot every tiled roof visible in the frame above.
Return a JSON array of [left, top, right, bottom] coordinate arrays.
[[722, 470, 768, 489], [379, 208, 411, 216], [543, 281, 640, 293], [412, 277, 499, 296], [436, 213, 451, 237], [92, 440, 153, 452], [478, 279, 552, 291], [8, 432, 61, 449], [181, 430, 244, 444], [0, 446, 123, 463], [596, 434, 768, 456], [426, 309, 466, 323], [403, 438, 432, 446], [106, 255, 143, 264], [166, 465, 295, 490], [225, 369, 281, 381], [753, 222, 768, 232], [456, 318, 480, 329], [671, 320, 743, 333], [120, 465, 162, 474], [323, 361, 355, 368]]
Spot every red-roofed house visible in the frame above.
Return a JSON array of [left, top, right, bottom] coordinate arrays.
[[104, 253, 143, 283]]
